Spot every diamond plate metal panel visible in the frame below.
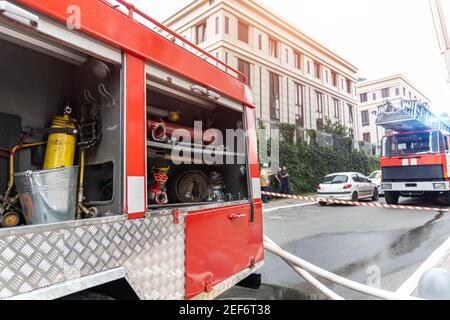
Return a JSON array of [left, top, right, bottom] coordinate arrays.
[[0, 214, 185, 300]]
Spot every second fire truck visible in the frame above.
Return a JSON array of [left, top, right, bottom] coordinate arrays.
[[377, 99, 450, 205]]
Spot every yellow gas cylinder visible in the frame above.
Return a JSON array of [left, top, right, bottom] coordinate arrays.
[[43, 113, 77, 170]]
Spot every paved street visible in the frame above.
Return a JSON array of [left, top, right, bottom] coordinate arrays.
[[259, 197, 450, 299]]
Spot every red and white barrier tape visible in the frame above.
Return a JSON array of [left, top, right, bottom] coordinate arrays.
[[261, 191, 449, 213]]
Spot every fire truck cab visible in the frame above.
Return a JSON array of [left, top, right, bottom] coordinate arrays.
[[378, 100, 450, 205], [0, 0, 263, 300]]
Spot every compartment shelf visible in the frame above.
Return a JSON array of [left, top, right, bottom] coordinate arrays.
[[147, 140, 246, 158]]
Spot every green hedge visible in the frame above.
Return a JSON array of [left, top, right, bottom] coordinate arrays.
[[274, 141, 380, 194]]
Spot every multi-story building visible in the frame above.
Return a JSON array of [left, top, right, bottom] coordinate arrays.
[[357, 74, 431, 154], [161, 0, 359, 140]]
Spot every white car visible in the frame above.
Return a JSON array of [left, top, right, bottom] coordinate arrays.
[[368, 170, 384, 196], [316, 172, 379, 206]]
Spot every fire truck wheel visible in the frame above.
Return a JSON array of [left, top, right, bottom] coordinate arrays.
[[319, 202, 327, 207], [372, 188, 379, 201], [445, 192, 450, 206], [351, 192, 358, 202], [385, 191, 400, 205]]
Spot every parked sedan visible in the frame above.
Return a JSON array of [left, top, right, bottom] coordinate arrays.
[[368, 170, 384, 196], [316, 172, 379, 206]]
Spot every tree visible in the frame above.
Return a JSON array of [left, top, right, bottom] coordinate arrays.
[[323, 118, 351, 139]]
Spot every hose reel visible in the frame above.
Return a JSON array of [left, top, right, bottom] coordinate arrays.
[[172, 171, 210, 203]]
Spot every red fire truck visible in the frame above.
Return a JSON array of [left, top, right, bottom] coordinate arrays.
[[0, 0, 263, 299], [377, 99, 450, 205]]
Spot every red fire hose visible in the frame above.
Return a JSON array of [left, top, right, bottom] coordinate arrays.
[[147, 120, 219, 144]]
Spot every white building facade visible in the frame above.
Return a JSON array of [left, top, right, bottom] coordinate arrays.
[[357, 75, 431, 155], [162, 0, 360, 141]]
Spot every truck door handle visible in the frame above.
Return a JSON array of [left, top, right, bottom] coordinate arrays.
[[228, 213, 247, 221]]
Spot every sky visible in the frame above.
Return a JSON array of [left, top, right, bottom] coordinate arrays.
[[128, 0, 450, 114]]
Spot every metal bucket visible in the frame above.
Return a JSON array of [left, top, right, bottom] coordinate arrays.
[[14, 166, 79, 225]]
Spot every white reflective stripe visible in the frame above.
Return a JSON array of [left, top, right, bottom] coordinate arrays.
[[127, 176, 145, 214], [252, 178, 261, 199], [447, 154, 450, 178], [402, 159, 409, 166], [411, 158, 418, 166]]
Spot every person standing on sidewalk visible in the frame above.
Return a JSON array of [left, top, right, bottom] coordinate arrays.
[[280, 166, 291, 194], [275, 167, 283, 193], [260, 163, 270, 204]]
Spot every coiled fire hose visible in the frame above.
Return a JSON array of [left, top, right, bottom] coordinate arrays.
[[174, 171, 209, 203]]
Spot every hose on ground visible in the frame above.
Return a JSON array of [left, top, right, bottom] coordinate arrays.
[[264, 235, 344, 300], [263, 235, 421, 300]]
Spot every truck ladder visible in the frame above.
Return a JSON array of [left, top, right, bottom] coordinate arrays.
[[376, 99, 450, 133]]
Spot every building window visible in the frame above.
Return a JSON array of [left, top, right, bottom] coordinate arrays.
[[331, 71, 337, 87], [395, 88, 400, 96], [258, 34, 262, 50], [294, 83, 304, 127], [346, 79, 352, 94], [381, 88, 390, 98], [403, 87, 406, 96], [363, 133, 371, 144], [360, 93, 368, 103], [294, 51, 301, 70], [195, 21, 207, 44], [209, 0, 215, 4], [215, 16, 219, 34], [314, 61, 321, 79], [269, 37, 278, 58], [224, 16, 229, 34], [285, 49, 289, 63], [238, 20, 249, 43], [361, 110, 370, 126], [316, 91, 324, 129], [341, 79, 344, 90], [237, 58, 251, 86], [306, 61, 311, 74], [372, 93, 377, 101], [348, 104, 354, 124], [325, 70, 329, 83], [269, 71, 280, 121], [333, 98, 340, 120]]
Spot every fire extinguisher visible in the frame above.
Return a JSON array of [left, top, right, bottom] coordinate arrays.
[[43, 106, 78, 170]]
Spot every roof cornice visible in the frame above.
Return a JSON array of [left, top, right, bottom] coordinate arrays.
[[358, 74, 431, 101]]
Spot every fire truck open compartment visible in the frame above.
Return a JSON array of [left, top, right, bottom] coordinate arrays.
[[146, 82, 250, 209], [0, 35, 122, 224]]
